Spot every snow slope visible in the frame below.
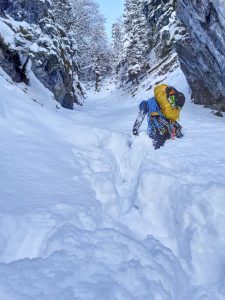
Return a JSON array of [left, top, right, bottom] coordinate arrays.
[[0, 66, 225, 299]]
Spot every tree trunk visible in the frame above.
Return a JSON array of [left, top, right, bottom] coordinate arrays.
[[95, 72, 100, 92]]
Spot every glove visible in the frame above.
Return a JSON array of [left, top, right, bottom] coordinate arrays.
[[133, 128, 138, 136]]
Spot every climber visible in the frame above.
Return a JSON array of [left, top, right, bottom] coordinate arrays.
[[132, 84, 185, 150]]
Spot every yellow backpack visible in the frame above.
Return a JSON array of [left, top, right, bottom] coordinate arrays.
[[154, 84, 181, 122]]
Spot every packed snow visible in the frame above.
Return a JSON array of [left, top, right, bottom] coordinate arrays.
[[0, 66, 225, 299]]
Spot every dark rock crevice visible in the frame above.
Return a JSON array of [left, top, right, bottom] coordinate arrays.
[[0, 37, 29, 84]]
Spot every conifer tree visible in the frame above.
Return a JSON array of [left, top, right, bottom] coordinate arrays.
[[122, 0, 149, 84], [52, 0, 112, 86], [112, 17, 124, 72]]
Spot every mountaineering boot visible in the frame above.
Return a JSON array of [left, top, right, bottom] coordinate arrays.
[[173, 121, 184, 138], [153, 129, 170, 150]]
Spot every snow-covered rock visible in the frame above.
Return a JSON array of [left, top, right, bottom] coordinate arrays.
[[0, 0, 80, 109], [146, 0, 185, 63]]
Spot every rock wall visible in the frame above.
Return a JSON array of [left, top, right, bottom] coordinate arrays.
[[176, 0, 225, 110], [0, 0, 79, 109]]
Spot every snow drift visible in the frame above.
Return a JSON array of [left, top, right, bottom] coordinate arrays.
[[0, 66, 225, 299]]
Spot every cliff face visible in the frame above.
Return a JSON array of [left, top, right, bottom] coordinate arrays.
[[176, 0, 225, 110], [0, 0, 79, 109]]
